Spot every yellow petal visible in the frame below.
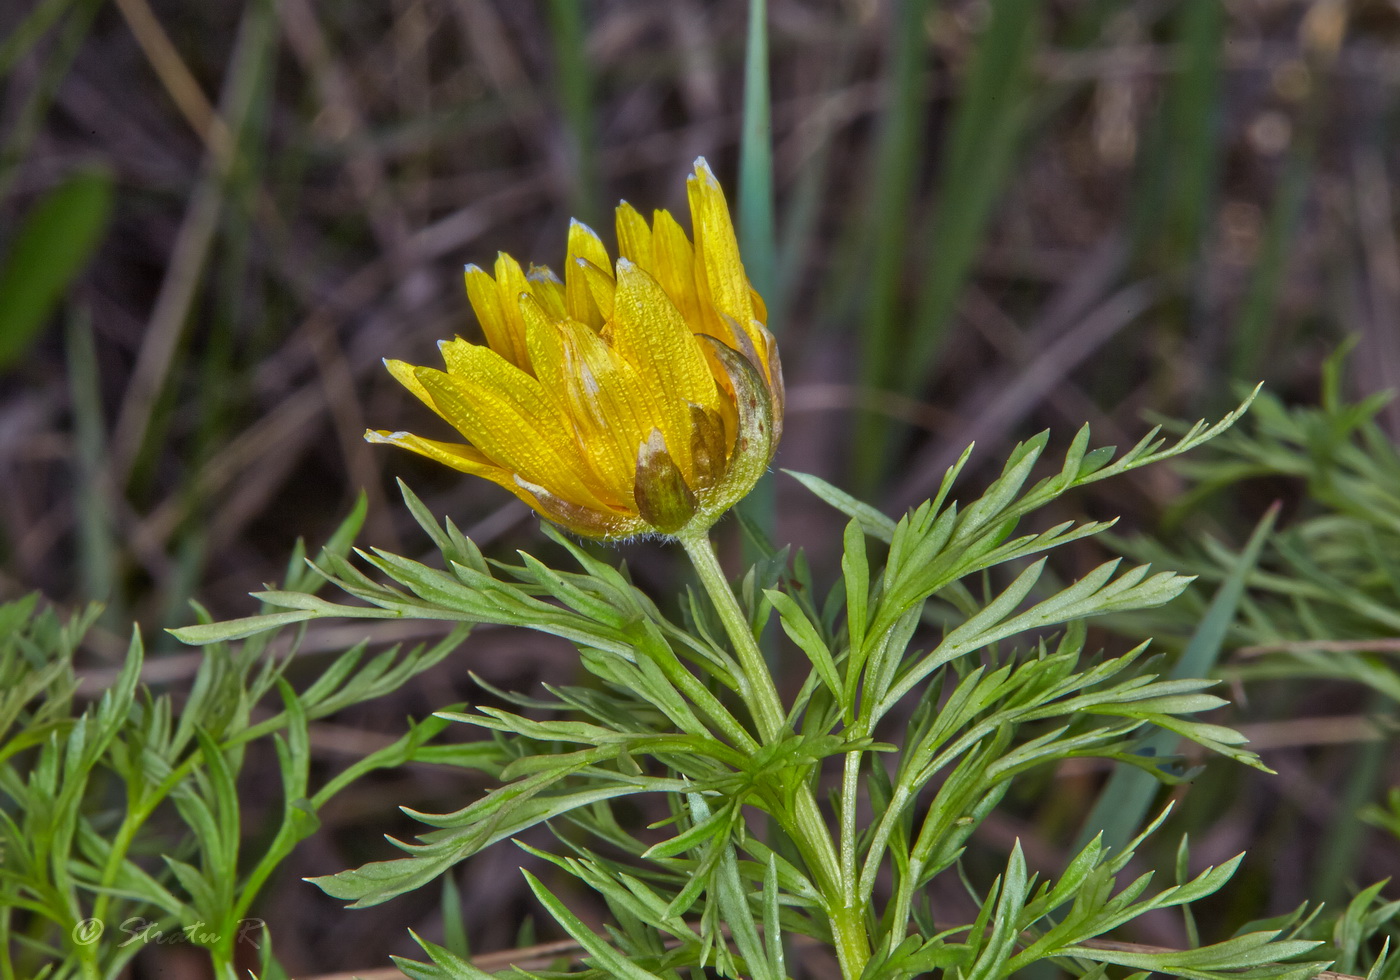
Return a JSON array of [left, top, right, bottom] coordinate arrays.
[[611, 258, 722, 422], [384, 357, 435, 409], [615, 201, 654, 274], [686, 158, 754, 342], [366, 429, 633, 537], [410, 352, 615, 511], [650, 208, 703, 334], [491, 252, 533, 369], [750, 287, 768, 327], [365, 428, 521, 488], [578, 258, 616, 322], [436, 336, 478, 377], [526, 264, 568, 320], [736, 315, 776, 384], [520, 298, 640, 502], [463, 265, 520, 365], [565, 219, 611, 330]]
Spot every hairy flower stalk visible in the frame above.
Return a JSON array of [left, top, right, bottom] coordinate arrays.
[[367, 158, 783, 540]]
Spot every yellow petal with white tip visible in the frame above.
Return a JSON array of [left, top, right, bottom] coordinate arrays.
[[576, 259, 616, 322], [615, 201, 653, 273], [687, 158, 754, 343], [490, 253, 533, 369], [411, 356, 614, 511], [365, 429, 518, 488], [565, 219, 611, 330], [463, 266, 515, 364], [650, 208, 702, 333], [526, 264, 567, 320]]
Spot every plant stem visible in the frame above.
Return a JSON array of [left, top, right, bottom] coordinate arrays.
[[679, 532, 785, 741], [678, 531, 870, 980]]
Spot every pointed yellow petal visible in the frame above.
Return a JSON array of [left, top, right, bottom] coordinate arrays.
[[526, 264, 568, 320], [650, 209, 704, 333], [384, 357, 435, 408], [520, 298, 638, 501], [515, 295, 572, 419], [463, 265, 520, 364], [615, 201, 653, 273], [578, 258, 616, 322], [612, 258, 721, 417], [410, 353, 615, 511], [436, 338, 479, 380], [366, 428, 631, 535], [687, 158, 754, 339], [565, 219, 611, 330], [364, 429, 519, 487], [491, 252, 533, 369], [749, 287, 768, 326]]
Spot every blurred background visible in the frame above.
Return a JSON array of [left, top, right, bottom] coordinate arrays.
[[3, 0, 1400, 976]]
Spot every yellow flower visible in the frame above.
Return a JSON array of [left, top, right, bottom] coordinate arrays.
[[366, 159, 784, 540]]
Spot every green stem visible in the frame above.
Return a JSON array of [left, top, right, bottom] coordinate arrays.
[[678, 531, 870, 980], [840, 748, 861, 888], [679, 533, 785, 741], [89, 796, 151, 934], [78, 941, 100, 980]]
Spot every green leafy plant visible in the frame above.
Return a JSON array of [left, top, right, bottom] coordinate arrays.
[[0, 501, 470, 980], [1106, 349, 1400, 959], [161, 392, 1338, 980]]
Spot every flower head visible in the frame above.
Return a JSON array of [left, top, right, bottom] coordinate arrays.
[[367, 159, 783, 540]]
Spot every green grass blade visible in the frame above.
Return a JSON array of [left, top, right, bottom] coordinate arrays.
[[739, 0, 777, 317], [1077, 503, 1279, 853], [65, 307, 116, 607], [159, 0, 280, 632], [851, 0, 934, 492], [440, 874, 471, 960], [896, 0, 1040, 396], [1228, 154, 1310, 385], [546, 0, 601, 227], [1161, 0, 1224, 265], [109, 0, 274, 493], [774, 23, 858, 315], [738, 0, 777, 548]]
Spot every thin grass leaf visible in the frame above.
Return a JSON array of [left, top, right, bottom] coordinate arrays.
[[545, 0, 600, 226]]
